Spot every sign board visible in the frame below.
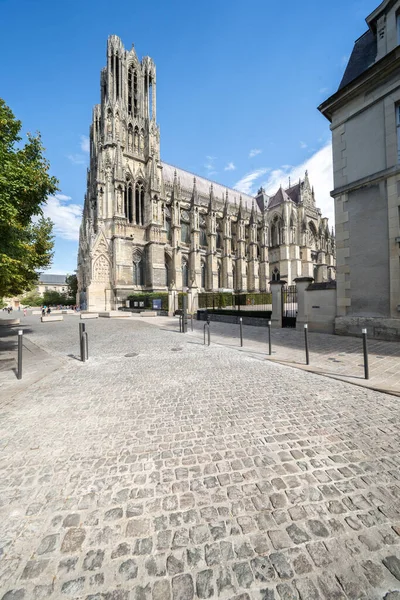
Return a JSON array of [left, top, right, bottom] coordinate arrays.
[[139, 301, 145, 308], [134, 302, 138, 307], [152, 299, 162, 310]]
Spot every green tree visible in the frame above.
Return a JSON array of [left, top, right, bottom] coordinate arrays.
[[0, 98, 58, 298], [66, 273, 78, 299], [21, 290, 43, 306]]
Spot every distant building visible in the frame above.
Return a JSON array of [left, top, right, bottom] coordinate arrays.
[[77, 36, 335, 312], [36, 274, 67, 297], [319, 0, 400, 340]]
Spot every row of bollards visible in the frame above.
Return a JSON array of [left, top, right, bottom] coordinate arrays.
[[193, 317, 370, 380]]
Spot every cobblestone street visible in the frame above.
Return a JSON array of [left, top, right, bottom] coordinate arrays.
[[1, 314, 400, 599]]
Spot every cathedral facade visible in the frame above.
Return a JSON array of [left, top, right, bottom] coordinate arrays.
[[77, 36, 335, 311]]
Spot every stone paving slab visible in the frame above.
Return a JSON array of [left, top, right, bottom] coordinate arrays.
[[143, 316, 400, 396], [0, 315, 399, 599]]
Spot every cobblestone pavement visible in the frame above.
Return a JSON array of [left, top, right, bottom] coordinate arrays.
[[1, 314, 400, 599], [146, 316, 400, 396]]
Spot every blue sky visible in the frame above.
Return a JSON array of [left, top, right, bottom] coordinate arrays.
[[0, 0, 378, 274]]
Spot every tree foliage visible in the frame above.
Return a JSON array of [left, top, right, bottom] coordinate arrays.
[[43, 290, 75, 306], [0, 98, 59, 297], [66, 273, 78, 299]]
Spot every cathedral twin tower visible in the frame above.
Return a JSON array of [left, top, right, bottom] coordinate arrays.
[[77, 36, 335, 311]]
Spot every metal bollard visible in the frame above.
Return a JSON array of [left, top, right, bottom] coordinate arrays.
[[84, 331, 89, 360], [203, 322, 207, 345], [304, 324, 310, 365], [362, 328, 369, 379], [239, 317, 243, 347], [191, 314, 194, 332], [207, 322, 210, 346], [17, 329, 23, 380], [79, 322, 86, 362], [179, 314, 182, 333], [268, 320, 272, 356]]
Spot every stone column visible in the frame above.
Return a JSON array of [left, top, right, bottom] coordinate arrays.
[[294, 276, 314, 330], [188, 285, 198, 315], [270, 280, 286, 328], [168, 288, 177, 316]]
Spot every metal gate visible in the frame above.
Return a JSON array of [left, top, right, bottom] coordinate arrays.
[[282, 285, 297, 328]]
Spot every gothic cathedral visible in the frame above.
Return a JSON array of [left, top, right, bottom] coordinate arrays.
[[77, 36, 335, 311]]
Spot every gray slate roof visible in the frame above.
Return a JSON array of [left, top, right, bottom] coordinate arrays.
[[39, 274, 67, 284], [339, 30, 377, 90], [161, 162, 254, 210]]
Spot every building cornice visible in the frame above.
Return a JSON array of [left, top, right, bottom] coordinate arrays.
[[330, 163, 400, 197], [318, 46, 400, 122]]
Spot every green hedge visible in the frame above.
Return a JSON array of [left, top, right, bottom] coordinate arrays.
[[127, 292, 168, 311], [198, 292, 272, 309]]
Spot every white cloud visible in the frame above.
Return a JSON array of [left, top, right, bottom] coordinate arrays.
[[262, 142, 334, 224], [249, 148, 262, 158], [80, 135, 90, 153], [43, 195, 82, 241], [300, 141, 308, 149], [319, 87, 329, 95], [55, 194, 72, 201], [234, 168, 270, 195], [224, 162, 236, 171], [67, 153, 87, 166]]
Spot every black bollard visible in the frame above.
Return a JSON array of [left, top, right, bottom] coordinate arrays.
[[268, 320, 272, 356], [207, 322, 210, 346], [17, 329, 23, 380], [304, 324, 310, 365], [191, 314, 194, 332], [79, 322, 86, 362], [362, 328, 369, 380], [239, 317, 243, 347], [182, 295, 188, 333]]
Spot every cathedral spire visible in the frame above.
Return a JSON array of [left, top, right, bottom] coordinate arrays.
[[191, 177, 199, 207], [172, 169, 180, 201], [238, 195, 244, 221], [208, 184, 215, 213], [223, 190, 229, 217], [249, 199, 256, 225]]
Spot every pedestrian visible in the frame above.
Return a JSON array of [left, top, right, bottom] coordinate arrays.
[[23, 308, 27, 317], [46, 306, 51, 315], [42, 306, 46, 317]]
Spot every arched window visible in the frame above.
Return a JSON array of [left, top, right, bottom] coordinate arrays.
[[134, 126, 139, 150], [217, 262, 222, 288], [140, 187, 145, 226], [128, 66, 138, 116], [127, 183, 133, 223], [232, 263, 236, 290], [272, 267, 280, 282], [216, 221, 223, 250], [133, 70, 138, 116], [180, 210, 190, 244], [182, 258, 189, 288], [201, 261, 206, 289], [200, 226, 207, 247], [135, 186, 140, 224], [128, 67, 132, 115], [133, 252, 144, 286]]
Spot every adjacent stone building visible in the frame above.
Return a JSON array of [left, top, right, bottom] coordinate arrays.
[[319, 0, 400, 339], [77, 35, 335, 311]]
